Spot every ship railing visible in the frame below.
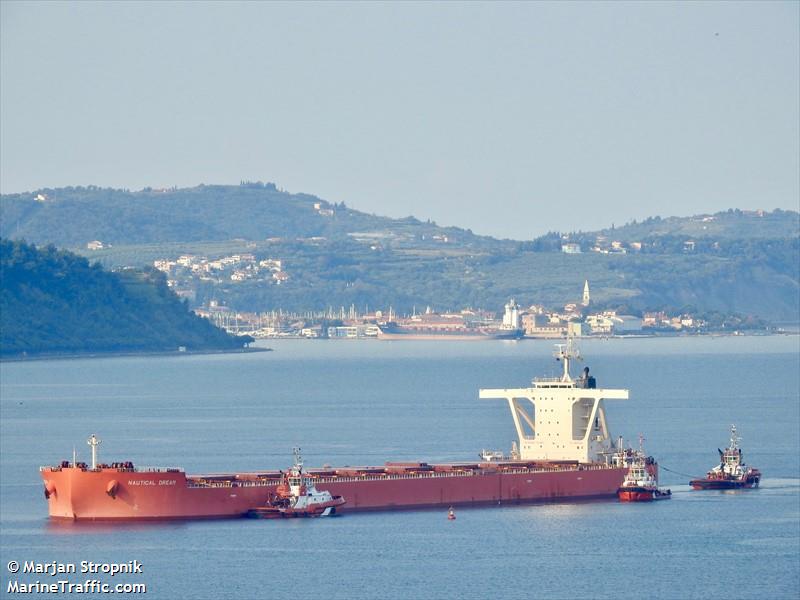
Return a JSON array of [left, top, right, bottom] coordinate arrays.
[[311, 462, 616, 484], [39, 465, 145, 473], [186, 480, 234, 489], [497, 463, 611, 475], [38, 463, 616, 479], [134, 467, 182, 473], [532, 379, 576, 388], [314, 471, 477, 484], [186, 479, 276, 489]]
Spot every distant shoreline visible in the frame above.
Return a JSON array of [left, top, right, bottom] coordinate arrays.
[[0, 346, 271, 363], [254, 330, 798, 341], [2, 330, 796, 361]]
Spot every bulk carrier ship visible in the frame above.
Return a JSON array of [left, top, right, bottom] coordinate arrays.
[[40, 341, 637, 520], [376, 322, 522, 341], [376, 300, 523, 341]]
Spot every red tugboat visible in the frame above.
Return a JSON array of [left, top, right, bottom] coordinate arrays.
[[616, 437, 671, 502], [690, 425, 761, 490], [247, 449, 345, 519]]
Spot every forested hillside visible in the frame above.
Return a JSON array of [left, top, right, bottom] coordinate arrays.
[[0, 239, 250, 356], [0, 183, 500, 249], [1, 185, 797, 322]]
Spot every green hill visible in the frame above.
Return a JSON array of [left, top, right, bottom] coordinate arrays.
[[595, 210, 799, 241], [1, 185, 797, 322], [0, 183, 502, 250], [0, 239, 250, 356]]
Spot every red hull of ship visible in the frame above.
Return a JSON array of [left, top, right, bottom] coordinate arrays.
[[41, 464, 626, 521], [320, 467, 624, 511], [376, 332, 521, 341], [41, 468, 274, 520]]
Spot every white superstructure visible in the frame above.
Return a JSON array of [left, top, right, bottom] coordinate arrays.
[[502, 298, 521, 330], [480, 337, 628, 463], [285, 448, 339, 513], [708, 425, 754, 480]]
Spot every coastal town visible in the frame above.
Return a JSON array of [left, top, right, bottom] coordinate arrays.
[[191, 280, 710, 340], [137, 249, 721, 341], [153, 252, 290, 291]]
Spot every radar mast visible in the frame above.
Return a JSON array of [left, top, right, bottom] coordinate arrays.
[[554, 335, 582, 382]]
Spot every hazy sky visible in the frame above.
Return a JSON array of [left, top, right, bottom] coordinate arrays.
[[2, 1, 798, 239]]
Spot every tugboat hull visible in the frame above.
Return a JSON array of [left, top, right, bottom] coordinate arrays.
[[689, 477, 759, 490], [617, 486, 671, 502], [247, 497, 345, 519]]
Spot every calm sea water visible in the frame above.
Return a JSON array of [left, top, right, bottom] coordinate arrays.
[[1, 336, 798, 599]]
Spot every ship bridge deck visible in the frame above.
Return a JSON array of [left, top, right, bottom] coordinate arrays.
[[531, 378, 577, 389]]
